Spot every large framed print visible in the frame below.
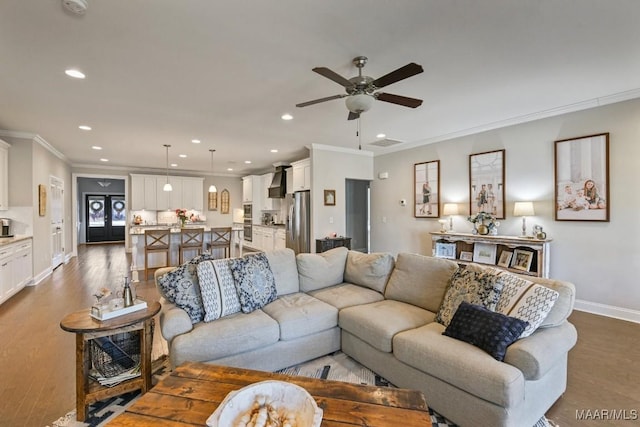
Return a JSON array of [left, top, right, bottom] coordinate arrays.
[[554, 133, 609, 222], [469, 150, 505, 219], [414, 160, 440, 218], [472, 242, 497, 265]]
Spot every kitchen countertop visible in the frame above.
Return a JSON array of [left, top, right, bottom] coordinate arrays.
[[0, 235, 33, 247], [130, 226, 242, 235], [253, 224, 286, 229]]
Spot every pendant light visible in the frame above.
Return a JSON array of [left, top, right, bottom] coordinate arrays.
[[163, 144, 172, 192], [208, 149, 218, 193]]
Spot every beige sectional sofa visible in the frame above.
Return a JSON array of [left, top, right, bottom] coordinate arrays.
[[155, 247, 577, 427]]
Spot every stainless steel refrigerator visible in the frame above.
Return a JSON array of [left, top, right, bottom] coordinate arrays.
[[286, 191, 310, 254]]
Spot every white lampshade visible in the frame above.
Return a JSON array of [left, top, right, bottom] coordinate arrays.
[[443, 203, 459, 216], [513, 201, 535, 217], [345, 94, 374, 113], [163, 182, 172, 192], [208, 184, 217, 193]]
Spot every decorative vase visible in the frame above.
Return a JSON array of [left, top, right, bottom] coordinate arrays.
[[477, 224, 489, 235], [180, 219, 186, 228]]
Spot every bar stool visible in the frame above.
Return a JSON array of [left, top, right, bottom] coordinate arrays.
[[207, 227, 232, 259], [144, 229, 171, 280], [179, 228, 205, 264]]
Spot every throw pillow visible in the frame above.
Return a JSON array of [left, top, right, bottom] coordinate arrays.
[[230, 253, 277, 313], [343, 251, 395, 293], [443, 302, 529, 361], [156, 253, 218, 324], [435, 263, 504, 327], [196, 259, 242, 322], [495, 272, 559, 338], [296, 247, 348, 292]]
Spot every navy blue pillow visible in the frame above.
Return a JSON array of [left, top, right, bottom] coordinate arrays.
[[442, 301, 529, 361]]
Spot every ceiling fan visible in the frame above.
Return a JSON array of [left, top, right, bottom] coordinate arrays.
[[296, 56, 424, 120]]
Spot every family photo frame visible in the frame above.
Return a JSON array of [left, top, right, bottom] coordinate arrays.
[[414, 160, 440, 218], [511, 249, 533, 272], [469, 149, 505, 219], [554, 133, 609, 222]]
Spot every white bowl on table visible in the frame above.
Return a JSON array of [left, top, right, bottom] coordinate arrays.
[[206, 380, 322, 427]]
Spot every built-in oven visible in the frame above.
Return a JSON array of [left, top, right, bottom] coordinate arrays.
[[243, 204, 252, 242]]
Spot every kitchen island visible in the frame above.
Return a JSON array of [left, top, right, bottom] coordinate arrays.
[[129, 225, 243, 281]]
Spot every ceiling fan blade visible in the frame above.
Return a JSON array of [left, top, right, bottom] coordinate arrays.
[[296, 94, 346, 108], [312, 67, 354, 88], [348, 111, 360, 121], [376, 92, 423, 108], [372, 63, 424, 89]]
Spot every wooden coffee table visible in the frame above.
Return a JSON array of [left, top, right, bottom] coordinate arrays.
[[106, 361, 431, 426]]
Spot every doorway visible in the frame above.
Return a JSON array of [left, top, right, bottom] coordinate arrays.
[[86, 194, 126, 243], [50, 176, 65, 269], [345, 179, 370, 253]]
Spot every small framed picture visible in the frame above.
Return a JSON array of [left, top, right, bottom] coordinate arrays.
[[511, 249, 533, 272], [324, 189, 336, 206], [497, 251, 513, 268], [460, 251, 473, 262], [472, 243, 497, 265], [435, 242, 456, 259]]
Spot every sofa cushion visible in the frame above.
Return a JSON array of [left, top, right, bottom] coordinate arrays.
[[443, 302, 528, 361], [495, 272, 559, 338], [262, 293, 338, 340], [171, 309, 280, 363], [265, 248, 300, 296], [343, 251, 395, 293], [435, 264, 504, 327], [157, 253, 219, 323], [308, 283, 384, 310], [297, 247, 348, 292], [197, 259, 242, 322], [528, 277, 575, 328], [339, 300, 435, 353], [384, 253, 458, 313], [394, 322, 525, 407], [230, 253, 277, 313]]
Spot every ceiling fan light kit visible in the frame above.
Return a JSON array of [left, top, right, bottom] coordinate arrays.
[[297, 56, 424, 120]]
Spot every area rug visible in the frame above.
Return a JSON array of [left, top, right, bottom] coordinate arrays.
[[50, 352, 554, 427]]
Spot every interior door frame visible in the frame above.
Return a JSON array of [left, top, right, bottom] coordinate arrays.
[[71, 173, 130, 257], [50, 175, 65, 269]]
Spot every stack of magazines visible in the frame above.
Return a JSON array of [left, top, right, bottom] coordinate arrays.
[[90, 365, 141, 387]]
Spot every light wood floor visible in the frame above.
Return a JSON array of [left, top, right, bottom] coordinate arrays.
[[0, 244, 638, 427]]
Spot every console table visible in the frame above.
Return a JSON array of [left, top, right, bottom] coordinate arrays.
[[430, 232, 552, 278], [316, 236, 351, 253], [60, 301, 161, 421]]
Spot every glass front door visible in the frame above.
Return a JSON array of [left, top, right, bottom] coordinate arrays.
[[86, 194, 126, 242]]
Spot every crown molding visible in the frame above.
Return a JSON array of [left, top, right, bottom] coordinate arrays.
[[0, 130, 68, 162], [311, 143, 374, 157]]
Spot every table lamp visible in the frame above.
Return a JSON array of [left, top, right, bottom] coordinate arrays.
[[513, 201, 535, 237], [442, 203, 459, 232]]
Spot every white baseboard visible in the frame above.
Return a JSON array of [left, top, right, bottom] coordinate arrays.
[[29, 267, 52, 286], [574, 299, 640, 324]]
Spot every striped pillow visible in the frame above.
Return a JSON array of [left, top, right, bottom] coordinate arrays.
[[197, 259, 242, 322]]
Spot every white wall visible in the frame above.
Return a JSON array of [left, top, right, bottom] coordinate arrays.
[[372, 98, 640, 319], [310, 144, 373, 247]]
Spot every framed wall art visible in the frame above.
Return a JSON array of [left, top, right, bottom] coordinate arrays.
[[554, 133, 609, 222], [208, 191, 218, 211], [434, 242, 456, 259], [324, 189, 336, 206], [469, 150, 505, 219], [414, 160, 440, 218], [38, 184, 47, 216]]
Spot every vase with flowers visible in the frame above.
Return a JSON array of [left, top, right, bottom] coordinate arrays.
[[467, 211, 499, 235], [176, 208, 188, 228]]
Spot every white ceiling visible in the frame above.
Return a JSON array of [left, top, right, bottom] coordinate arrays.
[[1, 1, 639, 177]]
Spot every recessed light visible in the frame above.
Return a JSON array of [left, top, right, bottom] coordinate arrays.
[[270, 149, 278, 153], [244, 160, 252, 164], [171, 163, 178, 167], [281, 113, 293, 121], [179, 154, 187, 158], [376, 133, 386, 139], [91, 146, 102, 150], [227, 168, 233, 171], [191, 139, 201, 144], [99, 158, 108, 162], [65, 69, 86, 79], [79, 125, 92, 131]]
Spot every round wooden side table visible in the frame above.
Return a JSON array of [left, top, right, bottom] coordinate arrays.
[[60, 301, 161, 421]]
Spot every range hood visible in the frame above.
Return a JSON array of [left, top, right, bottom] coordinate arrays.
[[268, 165, 287, 198]]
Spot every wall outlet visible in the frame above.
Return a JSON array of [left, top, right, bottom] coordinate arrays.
[[329, 216, 334, 224]]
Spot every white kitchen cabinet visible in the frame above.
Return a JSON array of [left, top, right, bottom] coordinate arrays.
[[291, 158, 311, 192], [0, 238, 33, 306], [131, 175, 158, 210], [242, 175, 259, 203], [182, 178, 204, 210], [0, 139, 9, 210], [275, 229, 286, 250], [168, 176, 183, 209], [251, 226, 264, 251], [261, 227, 275, 252]]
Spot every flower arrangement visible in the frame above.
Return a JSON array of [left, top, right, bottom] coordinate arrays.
[[467, 211, 500, 235], [176, 208, 188, 227]]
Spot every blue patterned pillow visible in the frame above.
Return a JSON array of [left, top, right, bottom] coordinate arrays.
[[443, 302, 529, 361], [156, 253, 218, 323], [197, 259, 242, 322], [229, 253, 277, 313]]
